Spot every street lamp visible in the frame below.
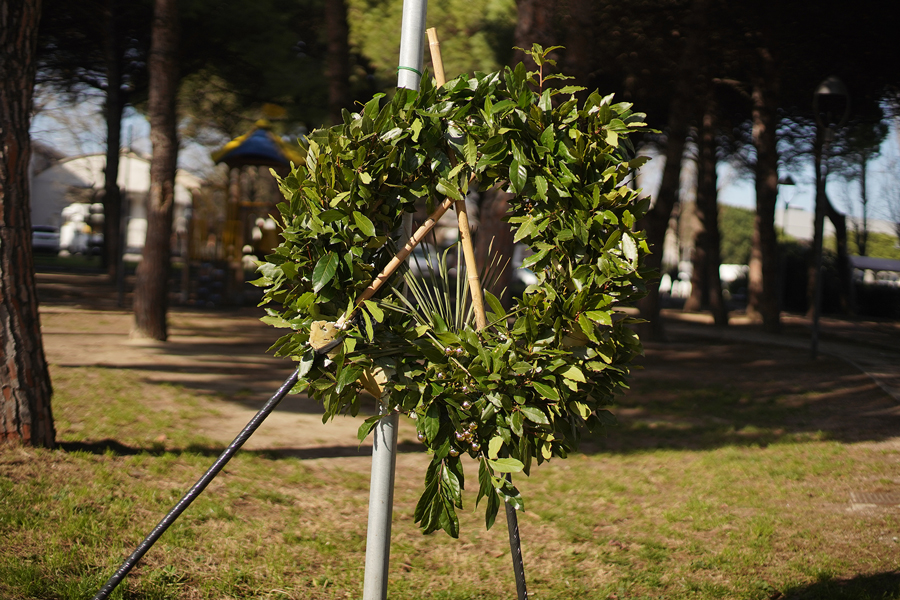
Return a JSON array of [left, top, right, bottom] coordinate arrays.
[[810, 76, 850, 359]]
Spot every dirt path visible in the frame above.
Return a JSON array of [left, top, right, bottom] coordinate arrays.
[[36, 272, 409, 455], [36, 271, 900, 456]]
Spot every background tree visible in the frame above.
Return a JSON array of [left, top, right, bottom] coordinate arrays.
[[683, 95, 727, 325], [132, 0, 179, 340], [37, 0, 152, 279], [1, 0, 55, 447], [830, 119, 888, 257]]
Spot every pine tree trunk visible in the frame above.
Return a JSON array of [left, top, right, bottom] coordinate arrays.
[[103, 0, 124, 278], [0, 0, 56, 448], [133, 0, 178, 341], [475, 188, 515, 307], [748, 48, 780, 333], [636, 0, 708, 341], [684, 97, 727, 325], [325, 0, 350, 126]]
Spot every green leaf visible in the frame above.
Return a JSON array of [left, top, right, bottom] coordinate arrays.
[[621, 232, 638, 263], [464, 135, 477, 166], [363, 299, 384, 323], [336, 365, 363, 394], [424, 403, 440, 442], [534, 175, 548, 200], [312, 252, 339, 293], [512, 216, 537, 244], [509, 157, 527, 194], [488, 436, 504, 460], [439, 498, 460, 538], [353, 211, 376, 237], [585, 310, 613, 326], [531, 381, 559, 402], [488, 458, 524, 473], [560, 365, 586, 382], [260, 315, 291, 328], [357, 416, 381, 442], [484, 291, 506, 320], [520, 405, 549, 425]]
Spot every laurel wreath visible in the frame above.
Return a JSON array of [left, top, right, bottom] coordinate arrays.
[[254, 47, 653, 537]]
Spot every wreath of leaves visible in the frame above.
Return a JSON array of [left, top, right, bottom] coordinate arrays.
[[255, 46, 653, 537]]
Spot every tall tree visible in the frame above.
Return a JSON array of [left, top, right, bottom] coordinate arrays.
[[325, 0, 351, 125], [683, 93, 727, 325], [132, 0, 178, 340], [746, 42, 781, 331], [1, 0, 55, 447], [634, 0, 708, 340]]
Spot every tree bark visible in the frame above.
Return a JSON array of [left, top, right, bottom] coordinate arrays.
[[824, 194, 850, 313], [475, 188, 515, 307], [325, 0, 350, 126], [684, 96, 727, 326], [133, 0, 179, 340], [747, 48, 780, 332], [856, 154, 868, 256], [513, 0, 558, 69], [1, 0, 56, 448], [636, 0, 708, 341], [103, 0, 124, 278]]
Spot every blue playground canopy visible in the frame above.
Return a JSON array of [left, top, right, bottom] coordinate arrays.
[[211, 120, 303, 169]]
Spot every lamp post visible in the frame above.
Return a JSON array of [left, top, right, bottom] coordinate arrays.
[[810, 76, 850, 359]]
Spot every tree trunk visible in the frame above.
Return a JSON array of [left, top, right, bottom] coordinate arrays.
[[824, 194, 850, 314], [747, 48, 780, 333], [637, 125, 687, 341], [0, 0, 56, 448], [513, 0, 558, 69], [325, 0, 350, 126], [560, 0, 593, 96], [475, 188, 515, 307], [475, 0, 559, 308], [103, 0, 124, 278], [857, 155, 868, 256], [133, 0, 178, 341], [684, 96, 727, 326], [636, 0, 708, 341]]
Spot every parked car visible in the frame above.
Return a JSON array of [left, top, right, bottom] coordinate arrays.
[[32, 225, 60, 254]]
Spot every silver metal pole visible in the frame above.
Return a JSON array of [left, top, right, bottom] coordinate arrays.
[[362, 4, 425, 595], [361, 408, 400, 600], [396, 0, 427, 91]]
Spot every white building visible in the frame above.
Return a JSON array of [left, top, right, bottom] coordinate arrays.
[[29, 151, 201, 254]]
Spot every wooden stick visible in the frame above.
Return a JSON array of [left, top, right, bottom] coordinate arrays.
[[426, 28, 446, 87], [336, 196, 455, 328], [427, 27, 488, 331]]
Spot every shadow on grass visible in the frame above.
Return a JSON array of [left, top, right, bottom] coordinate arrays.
[[59, 438, 425, 460], [578, 337, 900, 454], [775, 571, 900, 600]]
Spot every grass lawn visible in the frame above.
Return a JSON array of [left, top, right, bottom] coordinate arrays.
[[1, 335, 899, 599]]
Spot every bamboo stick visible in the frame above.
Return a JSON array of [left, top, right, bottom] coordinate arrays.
[[426, 27, 447, 88], [336, 196, 456, 328], [426, 27, 488, 331]]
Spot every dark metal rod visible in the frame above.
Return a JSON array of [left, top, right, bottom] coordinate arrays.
[[505, 476, 528, 600], [92, 368, 300, 600]]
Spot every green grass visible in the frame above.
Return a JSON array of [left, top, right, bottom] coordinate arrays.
[[2, 364, 899, 599]]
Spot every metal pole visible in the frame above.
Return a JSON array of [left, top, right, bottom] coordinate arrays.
[[92, 369, 300, 600], [396, 0, 427, 91], [362, 4, 426, 596]]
